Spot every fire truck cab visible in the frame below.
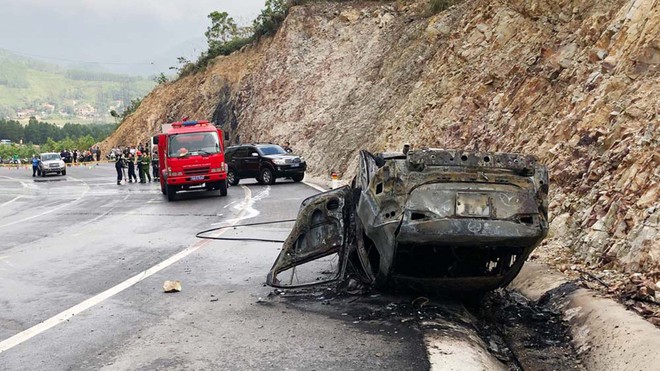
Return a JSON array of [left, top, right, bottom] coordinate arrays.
[[156, 120, 228, 201]]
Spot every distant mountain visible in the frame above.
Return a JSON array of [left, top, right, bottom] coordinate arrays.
[[0, 49, 156, 125]]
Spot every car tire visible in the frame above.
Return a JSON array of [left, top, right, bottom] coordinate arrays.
[[260, 167, 275, 185], [41, 170, 46, 177], [61, 170, 66, 176], [291, 173, 304, 182], [219, 180, 228, 196], [227, 168, 240, 186], [166, 185, 177, 201]]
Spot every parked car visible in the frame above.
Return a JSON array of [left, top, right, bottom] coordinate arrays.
[[267, 147, 549, 293], [225, 144, 306, 185], [38, 152, 66, 176]]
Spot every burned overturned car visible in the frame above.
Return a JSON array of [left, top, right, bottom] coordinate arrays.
[[267, 148, 549, 293]]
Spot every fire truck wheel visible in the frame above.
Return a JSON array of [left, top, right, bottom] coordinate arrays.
[[166, 185, 177, 201], [219, 180, 228, 196]]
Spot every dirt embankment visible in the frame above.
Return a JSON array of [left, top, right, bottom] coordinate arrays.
[[104, 0, 659, 275]]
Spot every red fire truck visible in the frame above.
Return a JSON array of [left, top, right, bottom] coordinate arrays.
[[155, 120, 228, 201]]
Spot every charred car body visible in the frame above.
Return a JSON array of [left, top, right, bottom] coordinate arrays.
[[267, 148, 549, 293]]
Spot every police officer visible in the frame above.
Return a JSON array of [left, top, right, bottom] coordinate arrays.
[[115, 152, 126, 185], [140, 151, 151, 183], [136, 151, 144, 183], [126, 153, 138, 183]]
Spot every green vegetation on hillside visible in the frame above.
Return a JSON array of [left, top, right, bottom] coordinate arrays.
[[176, 0, 288, 77], [0, 49, 155, 123]]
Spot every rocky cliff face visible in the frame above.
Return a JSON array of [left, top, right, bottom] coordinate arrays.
[[105, 0, 659, 274]]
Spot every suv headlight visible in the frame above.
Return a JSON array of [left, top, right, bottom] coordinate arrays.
[[273, 159, 287, 165]]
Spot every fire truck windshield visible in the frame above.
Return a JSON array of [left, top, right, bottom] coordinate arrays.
[[168, 132, 220, 158]]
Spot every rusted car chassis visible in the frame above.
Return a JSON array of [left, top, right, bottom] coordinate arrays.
[[267, 148, 549, 293]]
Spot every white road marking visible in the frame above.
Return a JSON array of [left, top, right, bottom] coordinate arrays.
[[212, 185, 262, 226], [0, 177, 90, 230], [0, 196, 22, 207], [303, 181, 326, 192], [0, 176, 29, 188], [0, 186, 252, 354]]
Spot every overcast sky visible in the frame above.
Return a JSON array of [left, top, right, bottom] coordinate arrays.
[[0, 0, 266, 74]]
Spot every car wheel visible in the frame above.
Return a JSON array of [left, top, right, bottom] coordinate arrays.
[[227, 168, 239, 186], [61, 170, 66, 176], [291, 173, 304, 182], [260, 167, 275, 185], [219, 180, 228, 196], [166, 185, 177, 201], [41, 170, 46, 177]]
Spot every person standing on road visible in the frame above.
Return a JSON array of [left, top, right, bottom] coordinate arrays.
[[152, 148, 159, 181], [140, 151, 152, 183], [31, 155, 39, 177], [115, 153, 126, 185], [126, 153, 137, 183], [136, 151, 145, 183]]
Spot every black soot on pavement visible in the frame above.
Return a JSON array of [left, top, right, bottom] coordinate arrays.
[[473, 284, 586, 371], [269, 281, 586, 371]]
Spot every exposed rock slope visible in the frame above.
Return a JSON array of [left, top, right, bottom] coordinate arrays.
[[105, 0, 659, 274]]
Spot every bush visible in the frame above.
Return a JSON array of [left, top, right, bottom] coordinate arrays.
[[121, 98, 142, 120], [428, 0, 460, 14]]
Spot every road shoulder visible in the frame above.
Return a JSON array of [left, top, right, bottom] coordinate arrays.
[[511, 262, 660, 371]]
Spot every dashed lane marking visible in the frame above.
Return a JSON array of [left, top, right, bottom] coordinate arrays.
[[0, 185, 252, 354], [302, 181, 326, 192]]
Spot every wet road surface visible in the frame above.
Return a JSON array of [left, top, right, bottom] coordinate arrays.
[[0, 164, 429, 370]]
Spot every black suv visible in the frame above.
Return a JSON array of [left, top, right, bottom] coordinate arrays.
[[225, 144, 307, 185]]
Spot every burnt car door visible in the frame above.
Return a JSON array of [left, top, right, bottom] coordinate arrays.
[[267, 186, 355, 288]]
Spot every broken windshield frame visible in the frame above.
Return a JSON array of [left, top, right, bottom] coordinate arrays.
[[168, 132, 220, 158]]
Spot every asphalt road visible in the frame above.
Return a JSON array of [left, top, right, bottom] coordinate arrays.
[[0, 164, 431, 370]]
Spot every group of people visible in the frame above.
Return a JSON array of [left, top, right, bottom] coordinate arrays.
[[113, 144, 159, 185], [60, 146, 101, 163]]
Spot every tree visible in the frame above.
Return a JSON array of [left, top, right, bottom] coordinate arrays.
[[153, 73, 169, 85], [205, 11, 239, 49], [0, 119, 24, 142], [253, 0, 287, 38]]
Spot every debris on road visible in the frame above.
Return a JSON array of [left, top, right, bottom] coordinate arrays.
[[163, 280, 182, 293]]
